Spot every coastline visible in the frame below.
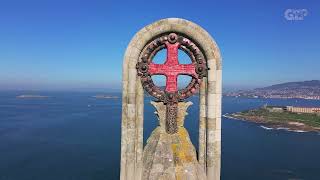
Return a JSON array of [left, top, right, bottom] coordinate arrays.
[[223, 95, 320, 101], [223, 113, 320, 133]]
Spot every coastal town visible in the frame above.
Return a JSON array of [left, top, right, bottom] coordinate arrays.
[[224, 80, 320, 100], [225, 90, 320, 100]]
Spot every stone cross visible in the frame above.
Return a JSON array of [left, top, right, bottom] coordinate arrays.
[[148, 38, 198, 93], [137, 33, 207, 134]]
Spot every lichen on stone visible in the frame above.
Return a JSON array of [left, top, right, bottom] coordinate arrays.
[[142, 101, 206, 180]]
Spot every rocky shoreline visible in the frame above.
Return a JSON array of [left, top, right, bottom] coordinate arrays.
[[224, 113, 320, 133]]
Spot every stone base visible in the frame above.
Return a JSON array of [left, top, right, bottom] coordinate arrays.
[[142, 101, 206, 180]]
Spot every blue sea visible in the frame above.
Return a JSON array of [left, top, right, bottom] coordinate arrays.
[[0, 91, 319, 180]]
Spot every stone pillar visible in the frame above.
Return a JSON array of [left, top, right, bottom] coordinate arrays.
[[206, 65, 222, 180], [135, 78, 144, 180], [199, 77, 207, 172]]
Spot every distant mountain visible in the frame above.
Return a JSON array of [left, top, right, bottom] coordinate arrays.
[[225, 80, 320, 100], [256, 80, 320, 90]]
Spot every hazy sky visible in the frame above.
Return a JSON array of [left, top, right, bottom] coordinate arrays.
[[0, 0, 319, 91]]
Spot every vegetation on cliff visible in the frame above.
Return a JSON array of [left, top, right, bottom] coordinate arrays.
[[228, 108, 320, 132]]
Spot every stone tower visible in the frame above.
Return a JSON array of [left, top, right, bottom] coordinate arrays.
[[121, 18, 222, 180]]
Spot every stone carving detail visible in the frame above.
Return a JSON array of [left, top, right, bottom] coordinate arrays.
[[165, 103, 178, 134], [136, 32, 207, 134]]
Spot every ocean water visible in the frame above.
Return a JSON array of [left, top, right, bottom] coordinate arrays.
[[0, 91, 319, 180]]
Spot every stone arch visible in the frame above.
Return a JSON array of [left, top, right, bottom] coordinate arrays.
[[121, 18, 222, 180]]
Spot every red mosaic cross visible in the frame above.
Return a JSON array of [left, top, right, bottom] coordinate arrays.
[[148, 41, 198, 93]]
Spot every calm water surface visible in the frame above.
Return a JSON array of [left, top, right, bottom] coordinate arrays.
[[0, 91, 319, 180]]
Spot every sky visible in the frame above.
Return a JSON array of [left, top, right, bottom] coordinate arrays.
[[0, 0, 319, 91]]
